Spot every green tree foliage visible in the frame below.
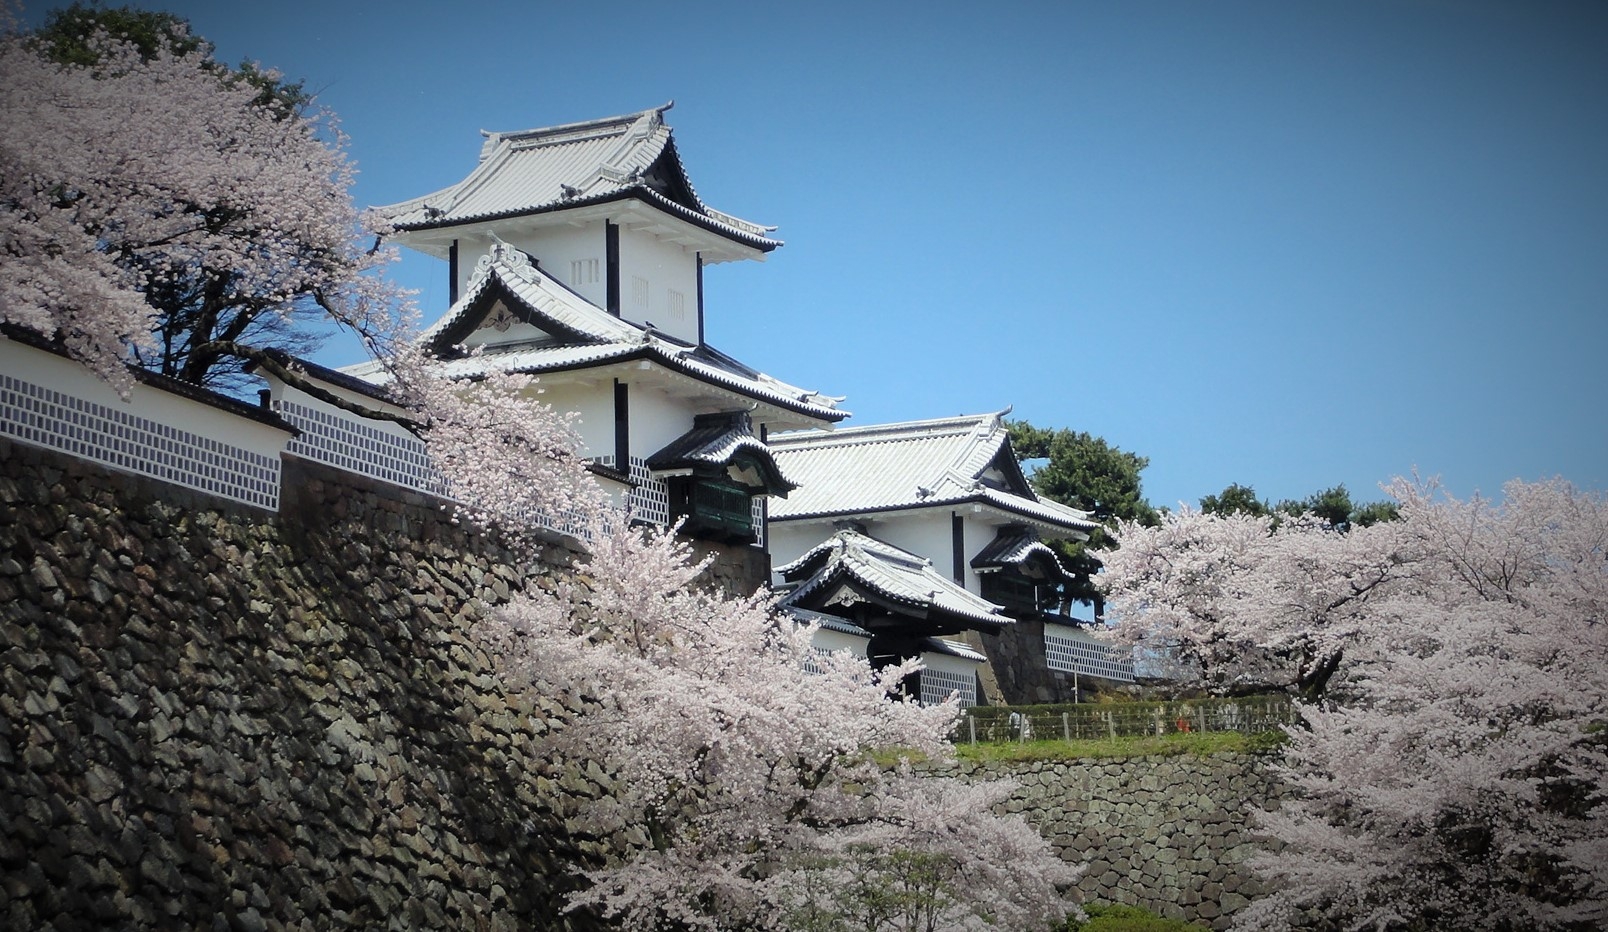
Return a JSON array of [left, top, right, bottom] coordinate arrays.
[[31, 3, 310, 119], [1198, 482, 1399, 532], [1062, 902, 1207, 931], [1197, 482, 1269, 519], [1007, 422, 1159, 615]]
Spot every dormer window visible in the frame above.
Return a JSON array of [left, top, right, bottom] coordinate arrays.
[[647, 411, 797, 544], [972, 526, 1071, 618], [979, 562, 1062, 615]]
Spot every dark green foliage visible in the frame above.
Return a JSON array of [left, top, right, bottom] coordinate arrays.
[[1198, 482, 1400, 532], [31, 3, 204, 64], [31, 3, 310, 119], [1009, 423, 1160, 528], [1007, 422, 1159, 614], [1349, 498, 1401, 528], [1062, 902, 1208, 931], [1197, 482, 1269, 518]]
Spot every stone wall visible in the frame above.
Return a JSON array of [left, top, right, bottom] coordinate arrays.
[[970, 616, 1081, 705], [2, 434, 1285, 930], [0, 438, 626, 930], [936, 753, 1286, 930]]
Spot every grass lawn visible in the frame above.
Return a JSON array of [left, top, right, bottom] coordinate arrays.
[[954, 729, 1286, 763]]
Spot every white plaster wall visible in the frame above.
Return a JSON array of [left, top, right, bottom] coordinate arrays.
[[453, 223, 609, 309], [766, 521, 825, 576], [809, 627, 869, 659], [448, 231, 495, 300], [532, 381, 615, 461], [769, 508, 1034, 597], [625, 381, 692, 462], [265, 375, 411, 433], [619, 227, 699, 345], [514, 223, 608, 307], [2, 337, 291, 461], [874, 511, 961, 585], [921, 650, 983, 682]]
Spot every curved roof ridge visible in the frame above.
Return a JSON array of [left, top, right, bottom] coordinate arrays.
[[770, 411, 997, 448], [777, 528, 1008, 630], [378, 103, 779, 252], [479, 101, 674, 154]]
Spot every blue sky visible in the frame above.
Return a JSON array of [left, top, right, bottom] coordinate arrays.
[[24, 1, 1608, 510]]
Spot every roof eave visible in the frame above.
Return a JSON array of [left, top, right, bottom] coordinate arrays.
[[386, 189, 780, 257], [769, 495, 1096, 538]]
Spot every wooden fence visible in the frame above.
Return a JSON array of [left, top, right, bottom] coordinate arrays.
[[957, 695, 1296, 744]]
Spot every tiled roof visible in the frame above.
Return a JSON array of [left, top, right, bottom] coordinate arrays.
[[785, 608, 987, 663], [778, 529, 1009, 631], [646, 411, 798, 495], [767, 411, 1097, 536], [375, 103, 780, 252], [344, 244, 845, 423], [971, 527, 1068, 578]]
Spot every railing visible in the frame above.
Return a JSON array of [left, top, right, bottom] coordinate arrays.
[[957, 695, 1296, 744]]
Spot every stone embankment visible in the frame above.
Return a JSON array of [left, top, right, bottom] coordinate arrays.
[[0, 440, 619, 930], [936, 753, 1285, 930], [3, 435, 1288, 930]]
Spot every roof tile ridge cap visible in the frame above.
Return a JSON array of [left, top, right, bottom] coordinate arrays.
[[435, 136, 519, 215], [493, 102, 671, 145], [418, 263, 499, 343], [923, 421, 994, 495], [856, 534, 932, 571], [937, 411, 1010, 486], [484, 239, 541, 282], [593, 107, 669, 184], [827, 413, 991, 440]]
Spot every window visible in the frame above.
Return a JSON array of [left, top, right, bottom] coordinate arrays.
[[980, 571, 1058, 615], [668, 476, 756, 542]]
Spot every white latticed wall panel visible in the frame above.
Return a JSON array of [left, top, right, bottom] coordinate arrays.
[[624, 456, 670, 526], [801, 646, 831, 676], [275, 400, 443, 494], [1044, 629, 1135, 683], [0, 372, 281, 509], [921, 668, 978, 707]]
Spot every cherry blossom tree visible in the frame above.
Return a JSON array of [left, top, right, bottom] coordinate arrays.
[[478, 517, 1081, 930], [1231, 478, 1608, 932], [1101, 506, 1414, 698], [0, 14, 405, 396], [1105, 479, 1608, 929], [1, 14, 1082, 925]]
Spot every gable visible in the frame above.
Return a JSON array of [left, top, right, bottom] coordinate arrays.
[[426, 275, 599, 356]]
